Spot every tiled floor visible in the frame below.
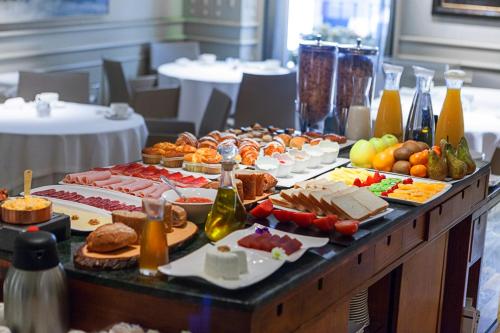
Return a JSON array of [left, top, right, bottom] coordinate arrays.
[[478, 201, 500, 333]]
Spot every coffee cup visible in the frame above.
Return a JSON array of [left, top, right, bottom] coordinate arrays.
[[110, 103, 129, 118], [36, 92, 59, 104]]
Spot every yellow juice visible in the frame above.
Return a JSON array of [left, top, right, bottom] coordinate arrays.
[[139, 219, 168, 276], [374, 89, 403, 141], [435, 88, 464, 147]]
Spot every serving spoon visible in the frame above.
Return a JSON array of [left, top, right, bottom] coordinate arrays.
[[160, 175, 187, 201], [24, 169, 32, 199]]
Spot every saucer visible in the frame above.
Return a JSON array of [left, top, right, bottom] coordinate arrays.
[[104, 109, 133, 120]]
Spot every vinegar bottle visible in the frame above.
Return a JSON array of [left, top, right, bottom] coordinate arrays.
[[435, 69, 466, 147], [405, 66, 435, 146], [139, 198, 168, 276], [374, 63, 404, 141], [205, 143, 246, 242]]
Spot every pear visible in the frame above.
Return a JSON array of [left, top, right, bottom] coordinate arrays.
[[457, 137, 476, 175], [445, 144, 467, 180], [427, 149, 447, 181]]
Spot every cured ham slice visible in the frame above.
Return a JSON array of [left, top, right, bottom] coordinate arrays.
[[122, 180, 154, 193], [237, 230, 302, 255], [107, 179, 135, 191], [93, 177, 122, 187], [64, 170, 112, 185], [136, 186, 158, 198]]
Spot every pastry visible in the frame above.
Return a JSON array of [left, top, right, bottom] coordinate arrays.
[[176, 132, 198, 147], [263, 141, 285, 156], [324, 133, 347, 144], [175, 144, 197, 154], [198, 136, 218, 149], [207, 130, 222, 141], [310, 138, 323, 146], [237, 170, 265, 196], [275, 134, 292, 147], [111, 210, 147, 243], [289, 136, 308, 150], [172, 205, 187, 228], [86, 223, 137, 253], [142, 147, 164, 164], [204, 245, 248, 280], [235, 172, 256, 200], [162, 149, 184, 158], [153, 142, 176, 151]]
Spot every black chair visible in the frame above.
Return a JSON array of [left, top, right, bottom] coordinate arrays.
[[146, 88, 232, 146], [234, 72, 296, 128], [17, 71, 90, 103], [150, 41, 200, 73]]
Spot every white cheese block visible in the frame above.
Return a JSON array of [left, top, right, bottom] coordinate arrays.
[[204, 245, 248, 280]]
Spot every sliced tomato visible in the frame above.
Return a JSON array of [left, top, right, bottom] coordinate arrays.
[[290, 212, 316, 228], [335, 220, 360, 236], [402, 178, 413, 184], [353, 178, 362, 187], [312, 215, 337, 232], [272, 209, 294, 222], [249, 200, 274, 218]]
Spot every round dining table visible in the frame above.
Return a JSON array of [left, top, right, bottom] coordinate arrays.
[[372, 86, 500, 161], [0, 101, 148, 192], [157, 60, 290, 132]]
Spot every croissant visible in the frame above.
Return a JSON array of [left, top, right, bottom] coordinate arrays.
[[176, 132, 198, 147]]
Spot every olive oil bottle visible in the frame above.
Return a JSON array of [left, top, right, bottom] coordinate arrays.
[[205, 145, 246, 242]]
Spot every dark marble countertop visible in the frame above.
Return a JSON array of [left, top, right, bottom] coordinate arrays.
[[0, 162, 492, 312]]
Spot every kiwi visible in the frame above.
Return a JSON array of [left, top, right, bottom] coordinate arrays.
[[416, 141, 430, 151], [394, 147, 412, 161], [392, 160, 411, 175], [402, 141, 421, 154]]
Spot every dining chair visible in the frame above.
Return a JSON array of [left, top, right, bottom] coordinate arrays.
[[150, 41, 200, 73], [145, 88, 232, 146], [102, 59, 178, 119], [17, 71, 90, 103], [234, 72, 296, 129]]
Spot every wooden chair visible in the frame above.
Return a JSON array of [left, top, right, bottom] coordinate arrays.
[[17, 71, 90, 103], [234, 72, 296, 129]]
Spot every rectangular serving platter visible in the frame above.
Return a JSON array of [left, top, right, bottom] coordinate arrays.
[[276, 157, 350, 188], [159, 223, 328, 289], [320, 169, 452, 206]]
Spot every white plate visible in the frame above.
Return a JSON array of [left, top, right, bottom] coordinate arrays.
[[51, 200, 112, 232], [159, 224, 329, 289], [276, 157, 350, 188], [271, 205, 394, 225]]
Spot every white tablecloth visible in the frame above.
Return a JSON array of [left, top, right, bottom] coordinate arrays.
[[158, 60, 290, 131], [0, 102, 148, 192], [372, 86, 500, 161]]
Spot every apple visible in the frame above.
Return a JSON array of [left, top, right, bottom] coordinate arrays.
[[369, 137, 387, 153], [350, 139, 377, 168], [381, 134, 399, 148]]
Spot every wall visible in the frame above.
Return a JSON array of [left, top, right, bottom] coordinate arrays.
[[392, 0, 500, 87], [0, 0, 184, 101], [182, 0, 264, 61]]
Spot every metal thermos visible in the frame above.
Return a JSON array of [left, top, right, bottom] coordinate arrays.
[[3, 231, 68, 333]]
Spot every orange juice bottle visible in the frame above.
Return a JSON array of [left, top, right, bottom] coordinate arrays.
[[374, 63, 404, 141], [140, 198, 168, 276], [435, 70, 466, 147]]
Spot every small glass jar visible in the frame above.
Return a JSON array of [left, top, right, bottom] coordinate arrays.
[[139, 197, 168, 276], [297, 35, 338, 133]]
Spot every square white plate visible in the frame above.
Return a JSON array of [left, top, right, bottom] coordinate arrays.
[[276, 157, 350, 188], [159, 224, 329, 289]]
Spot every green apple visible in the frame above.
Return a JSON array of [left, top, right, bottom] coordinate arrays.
[[350, 139, 377, 168], [369, 137, 387, 153], [381, 134, 399, 148]]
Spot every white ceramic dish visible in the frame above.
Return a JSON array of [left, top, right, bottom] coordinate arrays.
[[159, 223, 328, 289], [162, 188, 217, 224], [276, 157, 350, 188]]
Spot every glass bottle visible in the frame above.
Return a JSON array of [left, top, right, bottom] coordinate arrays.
[[139, 198, 168, 276], [205, 143, 246, 242], [435, 69, 466, 147], [374, 63, 404, 141], [405, 66, 435, 146], [345, 76, 372, 140]]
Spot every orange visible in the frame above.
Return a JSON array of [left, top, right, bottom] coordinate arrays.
[[410, 164, 427, 178], [409, 150, 428, 166], [384, 143, 403, 158], [372, 150, 395, 172]]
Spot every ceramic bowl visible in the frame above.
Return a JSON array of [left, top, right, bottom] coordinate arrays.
[[288, 149, 310, 173], [318, 140, 339, 164], [162, 188, 217, 224], [302, 145, 324, 169], [255, 156, 279, 177]]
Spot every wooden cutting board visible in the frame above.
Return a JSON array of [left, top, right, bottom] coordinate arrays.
[[74, 221, 198, 270]]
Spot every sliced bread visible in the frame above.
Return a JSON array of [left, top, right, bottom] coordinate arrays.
[[351, 187, 389, 215]]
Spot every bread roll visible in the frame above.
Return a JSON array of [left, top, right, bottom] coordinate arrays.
[[172, 205, 187, 228], [86, 223, 137, 253], [111, 210, 147, 244], [235, 172, 256, 200]]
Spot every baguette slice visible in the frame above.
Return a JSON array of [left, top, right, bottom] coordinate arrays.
[[351, 187, 389, 215], [328, 191, 371, 220]]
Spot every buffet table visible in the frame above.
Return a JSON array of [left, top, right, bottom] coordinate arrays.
[[158, 60, 290, 131], [372, 86, 500, 161], [0, 102, 148, 193], [0, 159, 491, 333]]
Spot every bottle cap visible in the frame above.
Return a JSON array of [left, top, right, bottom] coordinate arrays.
[[13, 231, 60, 271], [444, 69, 466, 80], [383, 63, 404, 74], [413, 66, 435, 78]]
